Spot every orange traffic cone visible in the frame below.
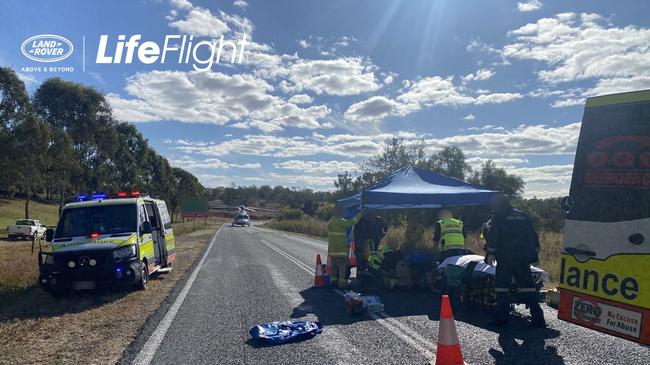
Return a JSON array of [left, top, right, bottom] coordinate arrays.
[[326, 255, 331, 274], [348, 240, 357, 267], [435, 295, 464, 365], [313, 254, 325, 287]]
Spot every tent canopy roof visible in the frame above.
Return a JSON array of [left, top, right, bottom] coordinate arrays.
[[337, 165, 497, 211]]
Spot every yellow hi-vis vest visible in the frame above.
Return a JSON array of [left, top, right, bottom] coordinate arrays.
[[438, 218, 465, 251], [367, 245, 392, 271], [327, 212, 363, 257]]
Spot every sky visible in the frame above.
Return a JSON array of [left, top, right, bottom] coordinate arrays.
[[3, 0, 650, 197]]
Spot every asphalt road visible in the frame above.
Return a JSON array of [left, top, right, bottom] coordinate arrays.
[[125, 225, 650, 365]]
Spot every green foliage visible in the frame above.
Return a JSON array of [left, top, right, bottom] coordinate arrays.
[[207, 185, 333, 209], [264, 218, 328, 237], [276, 208, 305, 220], [315, 202, 335, 221], [468, 160, 525, 197], [0, 67, 203, 218]]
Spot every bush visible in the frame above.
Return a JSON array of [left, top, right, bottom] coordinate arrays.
[[264, 218, 328, 237], [315, 202, 335, 221], [276, 208, 304, 220]]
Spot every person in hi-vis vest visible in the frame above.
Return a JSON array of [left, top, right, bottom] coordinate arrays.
[[433, 209, 466, 262]]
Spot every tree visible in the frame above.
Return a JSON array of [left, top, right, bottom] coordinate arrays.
[[33, 78, 118, 191], [46, 129, 80, 213], [0, 67, 32, 196], [334, 171, 355, 198], [428, 146, 471, 180], [13, 115, 51, 218], [469, 160, 525, 197]]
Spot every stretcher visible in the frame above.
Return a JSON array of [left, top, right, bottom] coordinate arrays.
[[436, 254, 549, 307]]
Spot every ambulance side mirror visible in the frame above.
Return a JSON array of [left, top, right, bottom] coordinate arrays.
[[45, 229, 54, 242], [560, 196, 574, 214], [141, 221, 152, 235]]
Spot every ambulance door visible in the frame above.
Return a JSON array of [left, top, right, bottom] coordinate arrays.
[[145, 201, 166, 266], [559, 90, 650, 345]]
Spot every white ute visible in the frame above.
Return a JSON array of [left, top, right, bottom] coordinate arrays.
[[8, 219, 47, 240]]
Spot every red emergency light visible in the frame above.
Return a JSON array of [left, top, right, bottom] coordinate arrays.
[[131, 191, 140, 197], [117, 192, 127, 197], [89, 232, 100, 239]]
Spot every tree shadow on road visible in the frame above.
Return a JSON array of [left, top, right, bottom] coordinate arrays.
[[446, 304, 564, 365], [489, 326, 564, 365], [290, 286, 438, 326]]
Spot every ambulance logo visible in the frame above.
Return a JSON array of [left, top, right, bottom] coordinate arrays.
[[572, 297, 602, 324], [21, 34, 74, 62]]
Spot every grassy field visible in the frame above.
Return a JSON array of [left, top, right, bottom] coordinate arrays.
[[266, 218, 564, 286], [0, 198, 227, 364], [0, 199, 60, 235], [264, 217, 328, 237]]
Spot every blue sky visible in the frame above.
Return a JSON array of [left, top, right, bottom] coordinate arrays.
[[3, 0, 650, 197]]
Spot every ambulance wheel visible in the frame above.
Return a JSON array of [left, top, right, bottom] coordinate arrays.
[[136, 261, 149, 290]]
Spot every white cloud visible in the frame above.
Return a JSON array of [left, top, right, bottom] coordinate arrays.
[[503, 13, 650, 84], [517, 0, 542, 12], [421, 123, 581, 157], [170, 156, 261, 170], [343, 75, 524, 123], [168, 0, 253, 38], [344, 96, 399, 122], [274, 160, 358, 174], [170, 0, 192, 11], [288, 94, 313, 104], [230, 120, 285, 133], [501, 12, 650, 106], [233, 0, 248, 9], [475, 92, 523, 104], [266, 172, 335, 188], [463, 114, 476, 121], [169, 7, 230, 37], [461, 69, 495, 83], [108, 70, 330, 129], [298, 39, 310, 49], [286, 57, 381, 96]]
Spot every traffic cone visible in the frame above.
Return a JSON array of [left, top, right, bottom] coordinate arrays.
[[326, 255, 332, 274], [435, 295, 464, 365], [313, 254, 325, 287], [348, 240, 357, 267]]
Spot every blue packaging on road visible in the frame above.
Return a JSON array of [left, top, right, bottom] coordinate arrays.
[[249, 321, 323, 345]]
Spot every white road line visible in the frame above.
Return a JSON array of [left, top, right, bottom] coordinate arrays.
[[259, 237, 438, 362], [133, 225, 224, 365]]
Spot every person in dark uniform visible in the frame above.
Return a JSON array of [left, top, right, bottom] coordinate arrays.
[[354, 210, 388, 272], [484, 194, 545, 327]]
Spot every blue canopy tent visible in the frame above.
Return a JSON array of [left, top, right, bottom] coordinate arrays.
[[337, 165, 497, 212]]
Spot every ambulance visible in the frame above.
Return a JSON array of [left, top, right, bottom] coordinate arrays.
[[559, 90, 650, 344], [39, 192, 175, 294]]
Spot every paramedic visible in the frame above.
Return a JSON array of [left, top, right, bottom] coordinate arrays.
[[433, 209, 466, 262], [328, 206, 363, 288], [354, 211, 388, 271], [484, 194, 545, 327]]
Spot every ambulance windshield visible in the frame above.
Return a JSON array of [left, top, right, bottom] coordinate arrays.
[[55, 204, 138, 238]]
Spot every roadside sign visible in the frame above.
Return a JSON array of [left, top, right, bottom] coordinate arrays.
[[181, 197, 209, 213]]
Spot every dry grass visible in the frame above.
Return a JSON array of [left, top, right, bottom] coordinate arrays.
[[0, 219, 225, 365], [264, 217, 328, 237], [0, 241, 48, 296], [269, 217, 564, 287]]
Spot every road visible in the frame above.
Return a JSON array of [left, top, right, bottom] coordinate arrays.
[[124, 225, 650, 365]]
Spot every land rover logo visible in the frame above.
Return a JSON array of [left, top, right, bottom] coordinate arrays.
[[21, 34, 74, 62]]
